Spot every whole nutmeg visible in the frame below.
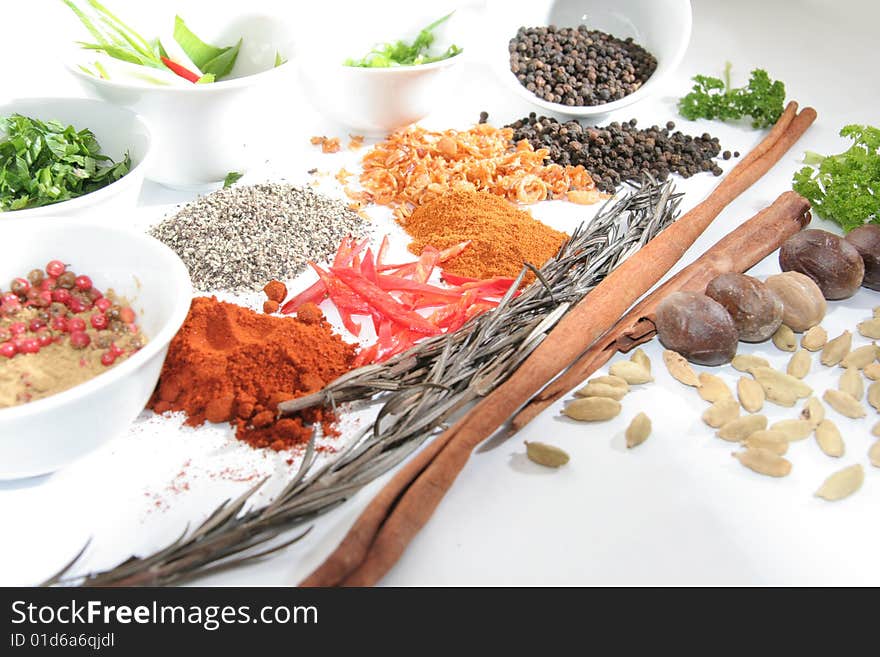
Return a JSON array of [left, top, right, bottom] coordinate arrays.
[[655, 291, 739, 366], [764, 271, 826, 332], [844, 224, 880, 291], [779, 229, 864, 299], [705, 273, 783, 342]]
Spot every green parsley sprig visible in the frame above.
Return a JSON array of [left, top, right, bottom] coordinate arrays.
[[0, 114, 131, 212], [678, 62, 786, 128], [345, 13, 462, 68], [793, 124, 880, 232]]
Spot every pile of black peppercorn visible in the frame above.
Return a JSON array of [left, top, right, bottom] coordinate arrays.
[[509, 25, 657, 107], [507, 114, 725, 193]]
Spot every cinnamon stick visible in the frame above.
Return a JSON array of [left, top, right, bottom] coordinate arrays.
[[302, 104, 816, 588], [512, 192, 812, 429]]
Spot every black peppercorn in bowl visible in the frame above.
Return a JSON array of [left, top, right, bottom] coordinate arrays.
[[487, 0, 692, 120]]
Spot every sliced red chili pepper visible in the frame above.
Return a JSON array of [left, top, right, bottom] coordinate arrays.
[[161, 56, 200, 83], [352, 342, 379, 368], [360, 248, 378, 283], [411, 246, 439, 283], [309, 263, 370, 314], [377, 319, 394, 352], [376, 235, 390, 267], [337, 308, 362, 337], [377, 240, 471, 274], [376, 275, 461, 297], [280, 276, 326, 315], [330, 267, 440, 335]]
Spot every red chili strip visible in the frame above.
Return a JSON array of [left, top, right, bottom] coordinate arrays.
[[161, 56, 201, 83], [330, 267, 441, 335]]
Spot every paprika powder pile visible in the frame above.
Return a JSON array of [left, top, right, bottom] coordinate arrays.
[[401, 190, 568, 280], [150, 297, 356, 451]]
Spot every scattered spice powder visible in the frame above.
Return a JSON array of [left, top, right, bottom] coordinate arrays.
[[402, 190, 567, 280], [355, 122, 603, 220], [150, 297, 356, 451]]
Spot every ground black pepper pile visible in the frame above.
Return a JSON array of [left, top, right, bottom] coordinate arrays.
[[508, 114, 725, 192], [509, 25, 657, 107]]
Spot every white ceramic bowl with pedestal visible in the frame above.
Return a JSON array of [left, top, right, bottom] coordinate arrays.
[[68, 12, 296, 189], [0, 218, 192, 479]]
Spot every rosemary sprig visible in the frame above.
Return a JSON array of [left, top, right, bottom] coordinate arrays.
[[49, 179, 680, 587]]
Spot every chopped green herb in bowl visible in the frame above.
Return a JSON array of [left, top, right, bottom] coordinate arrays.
[[0, 114, 131, 212], [345, 13, 462, 68]]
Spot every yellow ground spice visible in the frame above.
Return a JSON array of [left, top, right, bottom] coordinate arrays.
[[401, 190, 567, 280]]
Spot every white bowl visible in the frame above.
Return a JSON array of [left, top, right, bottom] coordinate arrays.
[[0, 217, 192, 479], [295, 4, 467, 134], [486, 0, 692, 121], [0, 97, 151, 219], [67, 12, 296, 189]]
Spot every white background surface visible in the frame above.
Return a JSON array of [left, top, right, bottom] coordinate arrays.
[[1, 0, 878, 586]]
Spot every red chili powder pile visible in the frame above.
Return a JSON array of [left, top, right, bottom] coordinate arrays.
[[150, 296, 356, 451]]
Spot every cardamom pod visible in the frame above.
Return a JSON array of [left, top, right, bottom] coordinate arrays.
[[698, 372, 733, 403], [786, 349, 811, 379], [839, 367, 864, 400], [734, 447, 792, 477], [625, 412, 652, 449], [800, 396, 825, 428], [609, 360, 653, 385], [718, 414, 768, 442], [525, 441, 570, 468], [815, 419, 845, 457], [563, 396, 622, 422], [858, 318, 880, 340], [815, 464, 863, 501], [575, 382, 627, 401], [840, 343, 878, 370], [731, 353, 770, 373], [743, 430, 789, 455], [751, 366, 812, 403], [801, 325, 828, 351], [864, 362, 880, 381], [868, 381, 880, 412], [702, 398, 740, 428], [870, 441, 880, 468], [662, 350, 698, 387], [589, 375, 629, 391], [737, 377, 765, 413], [630, 348, 652, 374], [772, 324, 797, 352], [820, 330, 852, 367], [822, 389, 866, 419], [770, 418, 813, 441]]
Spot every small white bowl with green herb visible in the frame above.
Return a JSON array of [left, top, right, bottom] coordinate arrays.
[[296, 9, 466, 134], [0, 97, 151, 219], [63, 1, 294, 189]]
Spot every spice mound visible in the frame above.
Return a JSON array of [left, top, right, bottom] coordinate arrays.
[[509, 115, 723, 192], [150, 296, 356, 451], [402, 190, 567, 280], [509, 25, 657, 107], [0, 261, 145, 408], [355, 122, 602, 220], [149, 183, 367, 292]]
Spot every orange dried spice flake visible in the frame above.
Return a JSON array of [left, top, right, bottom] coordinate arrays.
[[310, 135, 341, 154], [348, 135, 365, 150], [357, 123, 603, 219]]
